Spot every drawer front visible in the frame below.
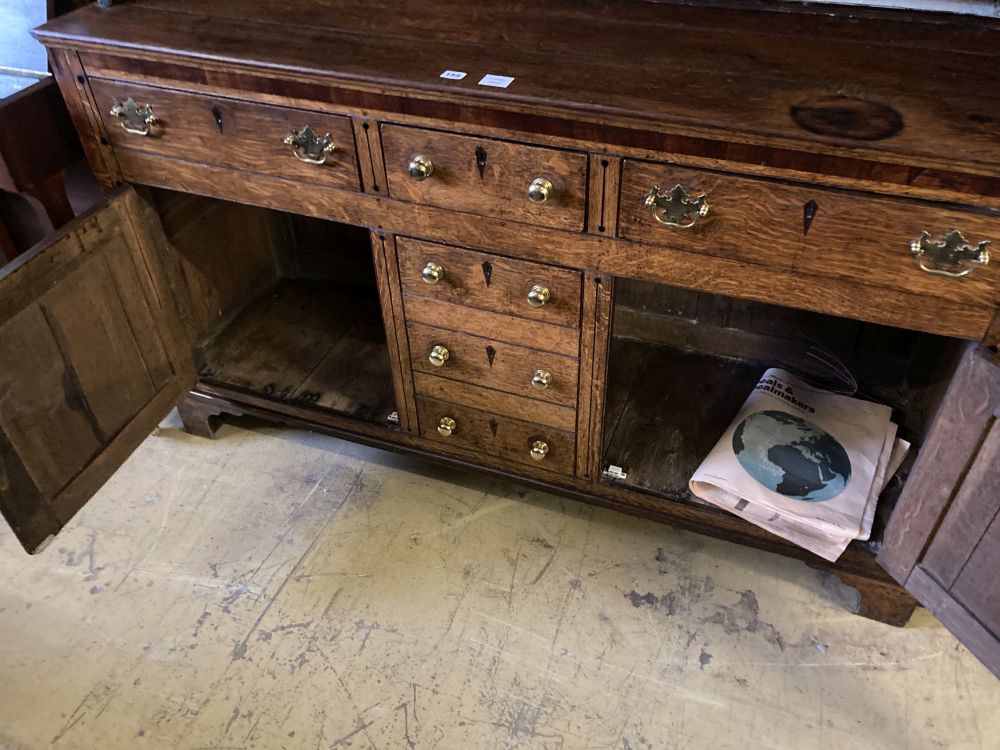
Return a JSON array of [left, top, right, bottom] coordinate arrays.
[[412, 372, 577, 433], [408, 323, 579, 408], [416, 397, 576, 475], [397, 238, 583, 330], [382, 124, 588, 231], [90, 79, 360, 191], [619, 160, 999, 308]]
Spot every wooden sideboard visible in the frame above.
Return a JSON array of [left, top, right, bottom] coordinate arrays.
[[1, 0, 999, 676]]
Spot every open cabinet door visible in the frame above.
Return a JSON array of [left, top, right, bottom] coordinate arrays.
[[879, 344, 1000, 678], [0, 188, 194, 553]]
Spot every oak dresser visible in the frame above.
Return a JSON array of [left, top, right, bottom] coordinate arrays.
[[1, 0, 999, 676]]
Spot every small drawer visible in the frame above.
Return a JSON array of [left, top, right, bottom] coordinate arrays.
[[408, 323, 579, 408], [619, 159, 999, 309], [416, 396, 576, 475], [382, 124, 588, 231], [397, 237, 582, 330], [412, 373, 577, 433], [90, 79, 360, 191]]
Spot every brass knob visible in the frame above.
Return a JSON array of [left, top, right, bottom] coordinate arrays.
[[438, 417, 457, 437], [428, 345, 450, 367], [528, 177, 554, 204], [529, 440, 549, 461], [531, 370, 552, 390], [421, 261, 444, 285], [527, 285, 551, 308], [408, 155, 434, 180]]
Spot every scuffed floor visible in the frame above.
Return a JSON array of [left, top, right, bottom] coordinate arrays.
[[0, 414, 997, 749]]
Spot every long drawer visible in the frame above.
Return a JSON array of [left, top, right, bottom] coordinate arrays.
[[382, 124, 588, 231], [396, 237, 583, 330], [90, 79, 361, 191], [408, 323, 579, 408], [416, 396, 576, 476], [619, 160, 999, 308]]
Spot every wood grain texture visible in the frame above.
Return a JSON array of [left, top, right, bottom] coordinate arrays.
[[101, 152, 997, 342], [619, 160, 1000, 309], [412, 372, 576, 433], [878, 346, 1000, 582], [382, 124, 588, 231], [352, 117, 387, 196], [34, 0, 1000, 177], [370, 233, 414, 432], [824, 570, 918, 627], [921, 419, 1000, 588], [71, 50, 1000, 209], [586, 155, 621, 238], [48, 48, 121, 188], [396, 237, 583, 331], [415, 396, 575, 477], [906, 567, 1000, 678], [90, 78, 361, 192], [949, 502, 1000, 641], [0, 189, 192, 552], [576, 273, 613, 480], [406, 322, 579, 409], [402, 296, 580, 359]]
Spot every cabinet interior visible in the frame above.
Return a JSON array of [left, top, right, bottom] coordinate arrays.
[[149, 189, 397, 426], [602, 278, 965, 549]]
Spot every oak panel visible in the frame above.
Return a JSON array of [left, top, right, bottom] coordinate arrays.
[[412, 372, 576, 433], [382, 124, 587, 231], [620, 160, 1000, 308], [415, 396, 575, 476], [402, 296, 580, 358], [407, 322, 579, 408], [90, 79, 361, 191], [396, 237, 583, 330]]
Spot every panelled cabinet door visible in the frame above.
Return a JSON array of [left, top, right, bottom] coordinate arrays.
[[0, 188, 193, 553], [878, 345, 1000, 678]]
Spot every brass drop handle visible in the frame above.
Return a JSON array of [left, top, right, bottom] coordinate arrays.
[[438, 417, 457, 437], [529, 440, 550, 461], [428, 345, 450, 367], [527, 285, 551, 308], [422, 262, 444, 284], [642, 184, 709, 228], [528, 178, 554, 204], [409, 155, 434, 181], [283, 125, 336, 165], [531, 370, 552, 391], [911, 230, 990, 278], [109, 97, 158, 136]]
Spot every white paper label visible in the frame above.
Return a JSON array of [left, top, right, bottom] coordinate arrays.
[[440, 70, 467, 80], [478, 74, 515, 88]]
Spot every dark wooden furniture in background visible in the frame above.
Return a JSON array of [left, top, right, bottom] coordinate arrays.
[[1, 0, 998, 676], [0, 0, 93, 262]]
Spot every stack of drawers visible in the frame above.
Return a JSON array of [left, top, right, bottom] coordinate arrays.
[[396, 237, 583, 475]]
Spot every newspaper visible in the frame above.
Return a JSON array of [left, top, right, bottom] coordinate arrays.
[[689, 368, 908, 562]]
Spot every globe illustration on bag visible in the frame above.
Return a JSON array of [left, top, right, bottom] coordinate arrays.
[[732, 410, 851, 502]]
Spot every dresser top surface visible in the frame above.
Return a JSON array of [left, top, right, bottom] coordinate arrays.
[[35, 0, 1000, 176]]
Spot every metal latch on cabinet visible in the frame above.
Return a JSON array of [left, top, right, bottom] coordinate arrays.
[[387, 411, 400, 425], [602, 464, 628, 481]]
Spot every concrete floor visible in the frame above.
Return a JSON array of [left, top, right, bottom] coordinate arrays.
[[0, 414, 997, 750]]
